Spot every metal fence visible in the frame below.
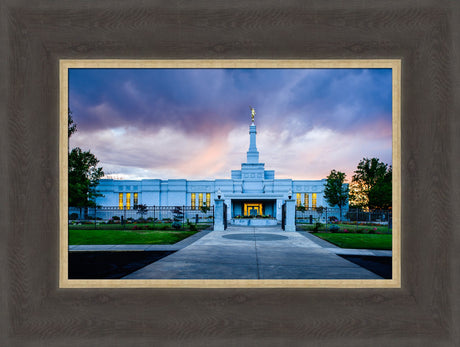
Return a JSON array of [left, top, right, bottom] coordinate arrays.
[[69, 205, 214, 224], [295, 207, 392, 231]]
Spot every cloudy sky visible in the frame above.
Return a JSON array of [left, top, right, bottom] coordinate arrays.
[[68, 68, 392, 181]]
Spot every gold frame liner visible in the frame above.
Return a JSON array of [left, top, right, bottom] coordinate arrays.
[[60, 59, 401, 288]]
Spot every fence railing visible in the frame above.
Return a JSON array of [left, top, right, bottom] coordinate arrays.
[[295, 207, 392, 231], [69, 205, 214, 224]]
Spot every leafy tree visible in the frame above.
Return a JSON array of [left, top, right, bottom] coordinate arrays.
[[348, 181, 368, 209], [68, 147, 104, 210], [368, 166, 392, 209], [351, 158, 391, 210], [324, 170, 348, 221], [68, 109, 77, 138], [68, 110, 104, 215]]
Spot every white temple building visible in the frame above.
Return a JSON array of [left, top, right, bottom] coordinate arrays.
[[95, 110, 347, 225]]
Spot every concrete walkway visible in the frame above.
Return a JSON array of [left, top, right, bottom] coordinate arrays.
[[123, 226, 385, 280]]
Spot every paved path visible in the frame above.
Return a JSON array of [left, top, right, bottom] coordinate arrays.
[[123, 226, 384, 280]]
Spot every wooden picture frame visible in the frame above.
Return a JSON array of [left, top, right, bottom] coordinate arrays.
[[2, 1, 459, 346]]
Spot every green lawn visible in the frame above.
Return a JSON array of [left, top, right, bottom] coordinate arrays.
[[311, 233, 392, 250], [69, 229, 202, 245]]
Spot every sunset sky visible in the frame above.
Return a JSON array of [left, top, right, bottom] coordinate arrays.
[[68, 68, 392, 181]]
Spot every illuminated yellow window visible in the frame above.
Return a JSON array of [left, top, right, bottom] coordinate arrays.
[[244, 203, 262, 216], [126, 193, 131, 210], [118, 193, 123, 210], [296, 193, 301, 206], [198, 193, 203, 207], [312, 193, 317, 209], [304, 193, 309, 209], [206, 193, 211, 207], [191, 193, 196, 209], [133, 192, 138, 206]]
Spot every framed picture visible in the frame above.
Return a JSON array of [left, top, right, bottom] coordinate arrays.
[[3, 2, 458, 346], [60, 59, 401, 289]]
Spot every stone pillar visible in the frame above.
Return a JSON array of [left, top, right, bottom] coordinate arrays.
[[214, 199, 225, 231], [284, 199, 296, 232]]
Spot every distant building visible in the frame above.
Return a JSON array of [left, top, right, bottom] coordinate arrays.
[[95, 112, 347, 224]]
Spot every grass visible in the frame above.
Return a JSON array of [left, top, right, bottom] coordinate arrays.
[[312, 233, 392, 250], [69, 229, 203, 245]]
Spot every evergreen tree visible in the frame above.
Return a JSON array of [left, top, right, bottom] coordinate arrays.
[[172, 206, 184, 230]]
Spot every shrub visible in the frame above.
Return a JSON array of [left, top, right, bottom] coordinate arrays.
[[69, 213, 79, 220], [313, 222, 323, 232], [112, 216, 120, 221], [329, 225, 340, 233], [200, 205, 211, 213], [296, 205, 306, 212]]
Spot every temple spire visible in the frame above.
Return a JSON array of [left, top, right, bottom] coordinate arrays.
[[247, 107, 259, 163]]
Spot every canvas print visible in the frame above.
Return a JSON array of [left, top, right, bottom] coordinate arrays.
[[64, 62, 397, 285]]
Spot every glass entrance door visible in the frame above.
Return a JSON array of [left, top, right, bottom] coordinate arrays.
[[244, 203, 263, 216]]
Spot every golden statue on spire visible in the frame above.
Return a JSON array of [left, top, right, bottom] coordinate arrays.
[[250, 106, 255, 122]]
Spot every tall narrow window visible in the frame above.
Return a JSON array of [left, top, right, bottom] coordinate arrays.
[[312, 193, 317, 209], [198, 193, 203, 207], [133, 192, 138, 207], [296, 193, 301, 206], [126, 193, 131, 210], [191, 193, 196, 209], [118, 193, 123, 210], [304, 193, 309, 209], [206, 193, 211, 207]]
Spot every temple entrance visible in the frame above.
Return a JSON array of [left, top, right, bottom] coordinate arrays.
[[244, 203, 262, 216], [231, 199, 276, 219], [230, 199, 279, 227]]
